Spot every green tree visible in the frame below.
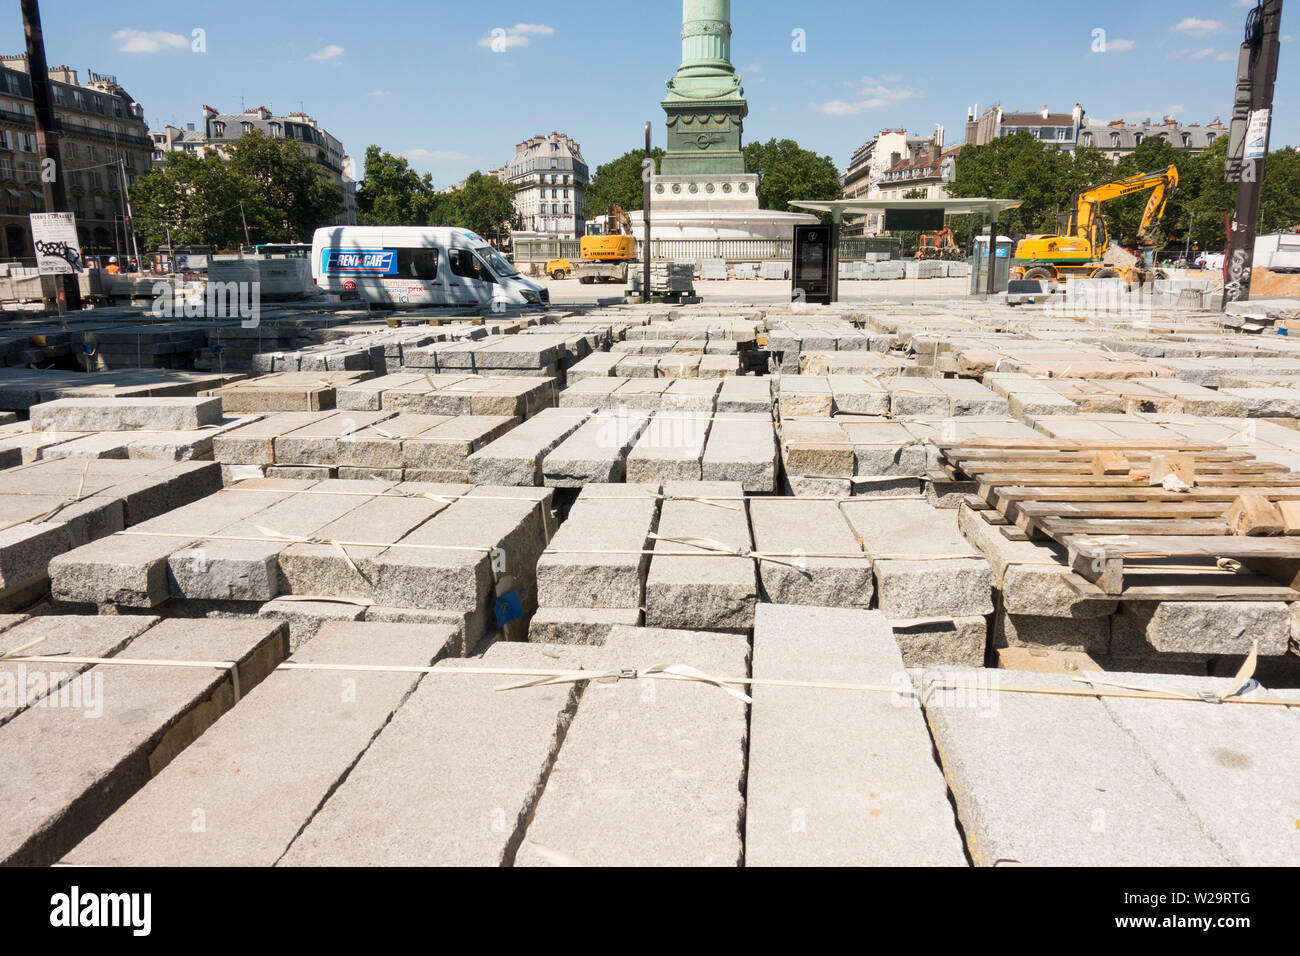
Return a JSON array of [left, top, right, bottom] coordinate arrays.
[[226, 130, 342, 244], [742, 138, 842, 213], [585, 148, 664, 214], [1258, 144, 1300, 235], [129, 151, 246, 251], [434, 171, 520, 244], [947, 132, 1071, 239], [356, 145, 438, 225]]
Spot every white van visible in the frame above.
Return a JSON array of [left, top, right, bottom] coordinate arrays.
[[310, 226, 548, 309]]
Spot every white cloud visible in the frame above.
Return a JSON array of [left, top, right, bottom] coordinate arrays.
[[1108, 38, 1136, 52], [815, 78, 919, 115], [477, 23, 556, 50], [1231, 0, 1254, 7], [367, 90, 393, 97], [1172, 17, 1223, 37], [1189, 47, 1217, 60], [1216, 50, 1236, 61], [404, 149, 471, 162], [309, 44, 344, 61], [112, 29, 188, 54]]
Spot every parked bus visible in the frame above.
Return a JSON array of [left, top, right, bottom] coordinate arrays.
[[310, 227, 548, 309], [252, 243, 312, 259]]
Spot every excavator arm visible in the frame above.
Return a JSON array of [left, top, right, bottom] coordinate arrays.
[[1070, 165, 1180, 251]]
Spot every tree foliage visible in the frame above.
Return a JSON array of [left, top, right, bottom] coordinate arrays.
[[742, 138, 842, 213], [585, 148, 664, 215], [947, 129, 1300, 255], [129, 130, 342, 251], [356, 147, 519, 242]]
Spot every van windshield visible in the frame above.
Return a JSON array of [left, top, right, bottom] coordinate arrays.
[[476, 246, 518, 278]]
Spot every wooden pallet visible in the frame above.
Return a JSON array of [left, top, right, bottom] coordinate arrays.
[[937, 437, 1300, 599]]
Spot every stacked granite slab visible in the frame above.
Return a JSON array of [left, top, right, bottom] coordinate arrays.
[[208, 370, 374, 413], [748, 499, 873, 608], [746, 606, 966, 866], [885, 378, 1010, 418], [925, 668, 1300, 865], [776, 375, 889, 416], [60, 620, 456, 867], [644, 480, 757, 633], [515, 626, 750, 866], [402, 333, 588, 381], [211, 410, 398, 481], [777, 417, 925, 498], [0, 412, 261, 466], [335, 372, 554, 419], [542, 408, 653, 486], [467, 407, 596, 485], [530, 483, 660, 643], [0, 457, 221, 610], [0, 616, 287, 865], [48, 479, 553, 654], [840, 497, 992, 666], [336, 413, 517, 482]]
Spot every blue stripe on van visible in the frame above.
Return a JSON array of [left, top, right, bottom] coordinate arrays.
[[323, 249, 398, 275]]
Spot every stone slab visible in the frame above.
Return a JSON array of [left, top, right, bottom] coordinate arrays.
[[746, 605, 966, 866], [61, 621, 454, 866], [515, 626, 749, 867]]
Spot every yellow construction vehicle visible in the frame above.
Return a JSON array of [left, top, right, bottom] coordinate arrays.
[[1012, 165, 1179, 286], [546, 205, 639, 284]]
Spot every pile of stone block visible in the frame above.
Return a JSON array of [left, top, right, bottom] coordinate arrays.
[[211, 409, 520, 483], [335, 372, 554, 419], [208, 370, 374, 413], [0, 456, 221, 610], [48, 479, 552, 653]]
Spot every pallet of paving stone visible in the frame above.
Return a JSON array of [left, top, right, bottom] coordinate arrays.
[[48, 479, 554, 654], [335, 372, 555, 419], [937, 437, 1300, 599], [206, 370, 375, 413], [0, 457, 221, 610]]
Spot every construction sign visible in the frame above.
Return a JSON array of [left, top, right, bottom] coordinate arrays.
[[29, 211, 84, 275]]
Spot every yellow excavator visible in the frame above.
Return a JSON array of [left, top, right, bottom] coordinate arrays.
[[1012, 165, 1179, 286], [546, 204, 639, 283]]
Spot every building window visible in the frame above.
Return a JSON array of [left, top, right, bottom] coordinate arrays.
[[269, 122, 281, 137], [213, 121, 226, 136], [1206, 133, 1216, 143], [241, 122, 252, 134], [19, 133, 34, 153]]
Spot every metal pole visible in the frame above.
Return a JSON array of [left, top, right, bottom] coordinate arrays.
[[20, 0, 81, 310], [1223, 0, 1284, 309], [985, 214, 999, 296], [642, 121, 652, 304], [239, 201, 251, 250], [119, 156, 140, 269]]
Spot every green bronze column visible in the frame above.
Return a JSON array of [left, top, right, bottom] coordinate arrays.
[[660, 0, 749, 176]]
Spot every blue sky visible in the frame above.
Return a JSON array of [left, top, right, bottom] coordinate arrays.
[[9, 0, 1296, 184]]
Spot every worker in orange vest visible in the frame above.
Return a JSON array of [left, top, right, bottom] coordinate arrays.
[[105, 256, 121, 275]]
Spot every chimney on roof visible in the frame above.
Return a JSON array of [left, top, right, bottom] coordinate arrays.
[[186, 122, 194, 131], [1041, 104, 1050, 119]]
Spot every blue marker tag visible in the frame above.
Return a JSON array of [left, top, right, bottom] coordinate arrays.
[[82, 344, 94, 354], [493, 590, 523, 628], [211, 345, 224, 353], [1278, 327, 1288, 337]]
